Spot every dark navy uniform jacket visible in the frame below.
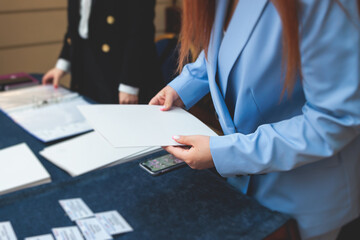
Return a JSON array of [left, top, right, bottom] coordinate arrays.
[[59, 0, 163, 103]]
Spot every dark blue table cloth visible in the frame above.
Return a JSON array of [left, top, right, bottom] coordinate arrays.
[[0, 80, 291, 239]]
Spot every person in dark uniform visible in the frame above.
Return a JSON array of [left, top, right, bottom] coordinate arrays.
[[43, 0, 163, 104]]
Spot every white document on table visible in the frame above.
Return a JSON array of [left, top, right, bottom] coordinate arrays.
[[40, 132, 159, 177], [25, 234, 54, 240], [0, 85, 92, 142], [76, 218, 112, 240], [52, 227, 84, 240], [78, 105, 218, 147], [95, 211, 133, 235], [0, 221, 17, 240], [59, 198, 94, 221], [0, 143, 51, 196]]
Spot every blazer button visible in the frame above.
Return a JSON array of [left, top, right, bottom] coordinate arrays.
[[67, 37, 71, 45], [107, 15, 115, 25], [102, 44, 110, 53]]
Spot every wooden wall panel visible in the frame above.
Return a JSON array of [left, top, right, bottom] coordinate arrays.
[[0, 0, 66, 12], [155, 4, 168, 35], [0, 43, 62, 74], [0, 10, 67, 48]]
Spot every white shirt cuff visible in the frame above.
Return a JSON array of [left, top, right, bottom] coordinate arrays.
[[55, 58, 71, 73], [118, 84, 139, 95]]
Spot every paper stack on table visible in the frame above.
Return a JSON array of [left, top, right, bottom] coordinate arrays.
[[0, 143, 51, 196], [78, 105, 218, 148], [0, 85, 92, 142], [40, 131, 161, 177]]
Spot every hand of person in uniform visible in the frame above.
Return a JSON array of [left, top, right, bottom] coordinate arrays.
[[119, 91, 139, 104], [164, 135, 214, 170], [149, 86, 185, 110], [42, 68, 66, 88]]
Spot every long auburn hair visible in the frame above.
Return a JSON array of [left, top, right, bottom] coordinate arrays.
[[178, 0, 360, 95]]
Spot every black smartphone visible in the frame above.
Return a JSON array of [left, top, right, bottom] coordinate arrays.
[[139, 154, 186, 176]]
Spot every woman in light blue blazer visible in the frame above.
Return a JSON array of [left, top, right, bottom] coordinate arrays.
[[150, 0, 360, 239]]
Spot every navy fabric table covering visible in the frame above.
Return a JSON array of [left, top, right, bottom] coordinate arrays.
[[0, 152, 290, 240], [0, 79, 292, 239]]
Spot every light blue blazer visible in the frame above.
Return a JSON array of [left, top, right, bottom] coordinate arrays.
[[169, 0, 360, 238]]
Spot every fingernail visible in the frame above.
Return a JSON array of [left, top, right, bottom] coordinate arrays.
[[172, 135, 180, 140], [160, 105, 166, 111], [54, 85, 58, 89]]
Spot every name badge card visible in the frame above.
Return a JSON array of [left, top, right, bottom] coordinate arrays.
[[95, 211, 133, 235], [76, 218, 112, 240], [52, 227, 84, 240], [25, 234, 54, 240], [59, 198, 94, 221]]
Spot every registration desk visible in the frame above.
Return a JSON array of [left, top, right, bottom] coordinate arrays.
[[0, 84, 299, 239]]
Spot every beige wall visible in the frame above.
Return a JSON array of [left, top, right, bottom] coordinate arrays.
[[0, 0, 174, 87]]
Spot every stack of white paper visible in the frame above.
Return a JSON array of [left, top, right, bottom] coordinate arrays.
[[40, 132, 161, 177], [78, 105, 218, 147], [0, 85, 92, 142], [0, 143, 51, 196]]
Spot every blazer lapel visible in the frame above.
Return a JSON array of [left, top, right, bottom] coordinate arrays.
[[207, 0, 228, 77], [206, 0, 238, 135], [218, 0, 268, 94]]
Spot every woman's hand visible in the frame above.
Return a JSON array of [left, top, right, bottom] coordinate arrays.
[[149, 86, 184, 110], [42, 68, 66, 88], [164, 135, 214, 170], [119, 91, 138, 104]]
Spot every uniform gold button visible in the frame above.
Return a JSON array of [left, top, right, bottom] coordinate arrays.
[[67, 37, 71, 45], [102, 44, 110, 53], [107, 15, 115, 25]]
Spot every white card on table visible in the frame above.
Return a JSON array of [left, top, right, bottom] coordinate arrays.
[[0, 221, 17, 240], [76, 218, 112, 240], [52, 227, 84, 240], [0, 143, 51, 196], [25, 234, 54, 240], [95, 211, 133, 235], [59, 198, 94, 221], [78, 105, 218, 147]]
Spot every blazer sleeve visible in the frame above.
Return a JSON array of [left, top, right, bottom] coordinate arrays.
[[58, 31, 71, 61], [168, 51, 210, 109], [58, 0, 71, 62], [211, 0, 360, 176], [118, 0, 157, 88]]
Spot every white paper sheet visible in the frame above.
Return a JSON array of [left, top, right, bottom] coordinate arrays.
[[59, 198, 94, 221], [76, 218, 112, 240], [104, 146, 162, 168], [0, 222, 17, 240], [40, 132, 158, 177], [52, 227, 84, 240], [78, 105, 218, 147], [95, 211, 133, 235], [0, 143, 51, 196]]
